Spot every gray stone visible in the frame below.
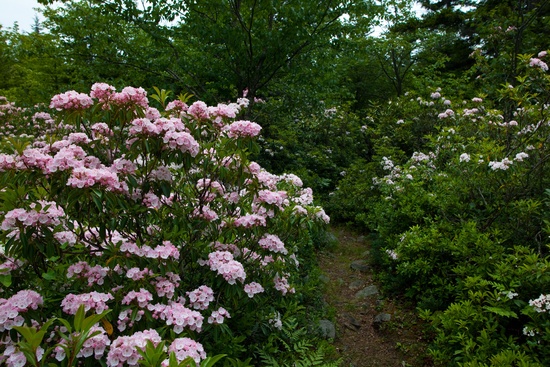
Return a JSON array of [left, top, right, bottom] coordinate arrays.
[[318, 319, 336, 339], [348, 280, 364, 290], [318, 274, 330, 284], [355, 285, 379, 298], [373, 313, 391, 324], [350, 260, 369, 272], [343, 313, 361, 330]]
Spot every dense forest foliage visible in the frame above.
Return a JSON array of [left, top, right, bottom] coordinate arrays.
[[2, 0, 550, 366]]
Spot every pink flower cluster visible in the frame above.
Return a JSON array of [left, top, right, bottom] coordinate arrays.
[[187, 101, 210, 120], [90, 83, 116, 102], [153, 273, 181, 299], [163, 337, 206, 366], [1, 201, 64, 231], [0, 290, 43, 332], [50, 90, 94, 111], [259, 234, 287, 254], [126, 267, 153, 281], [122, 288, 154, 308], [117, 308, 145, 332], [255, 190, 288, 208], [68, 166, 127, 192], [4, 344, 34, 367], [488, 158, 513, 171], [150, 302, 204, 333], [150, 166, 173, 182], [91, 122, 114, 140], [274, 274, 295, 296], [55, 325, 111, 361], [61, 292, 113, 315], [0, 257, 23, 274], [197, 178, 225, 201], [162, 130, 200, 156], [111, 86, 149, 109], [67, 261, 109, 286], [529, 294, 550, 313], [529, 57, 549, 71], [234, 214, 267, 228], [292, 188, 314, 206], [166, 100, 189, 113], [226, 120, 262, 138], [54, 230, 77, 246], [244, 282, 265, 298], [106, 329, 161, 367], [192, 205, 219, 221], [438, 109, 455, 119], [187, 285, 214, 310], [119, 240, 180, 260], [204, 251, 246, 284], [208, 307, 230, 325]]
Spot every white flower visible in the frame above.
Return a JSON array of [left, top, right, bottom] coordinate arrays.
[[459, 153, 470, 162]]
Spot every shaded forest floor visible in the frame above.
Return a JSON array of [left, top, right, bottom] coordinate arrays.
[[318, 226, 433, 367]]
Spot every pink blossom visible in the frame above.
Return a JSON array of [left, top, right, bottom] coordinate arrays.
[[187, 101, 210, 120], [0, 257, 23, 274], [150, 166, 172, 181], [488, 158, 513, 170], [128, 118, 159, 136], [125, 267, 153, 281], [67, 261, 109, 286], [0, 290, 43, 332], [146, 107, 161, 120], [162, 130, 200, 156], [274, 274, 295, 296], [529, 57, 549, 71], [187, 285, 214, 310], [1, 201, 64, 231], [150, 302, 204, 333], [514, 152, 529, 162], [166, 100, 189, 113], [122, 288, 154, 308], [107, 329, 161, 367], [91, 122, 114, 139], [244, 282, 265, 298], [61, 292, 113, 315], [234, 214, 267, 228], [152, 273, 181, 299], [226, 120, 262, 138], [55, 325, 111, 361], [162, 338, 206, 366], [192, 205, 219, 221], [208, 103, 240, 119], [259, 234, 287, 254], [207, 307, 230, 325], [50, 91, 94, 111], [5, 349, 27, 367], [255, 190, 287, 208], [459, 153, 470, 162], [67, 167, 127, 192], [90, 83, 116, 102], [111, 86, 148, 109], [204, 251, 246, 284]]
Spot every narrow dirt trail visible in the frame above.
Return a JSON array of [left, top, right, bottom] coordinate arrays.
[[318, 226, 431, 367]]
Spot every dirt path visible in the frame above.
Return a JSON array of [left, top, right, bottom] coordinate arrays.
[[318, 227, 432, 367]]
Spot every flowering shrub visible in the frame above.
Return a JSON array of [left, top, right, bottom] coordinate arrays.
[[330, 53, 550, 365], [0, 84, 330, 366]]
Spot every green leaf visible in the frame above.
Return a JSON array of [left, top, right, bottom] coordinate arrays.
[[42, 271, 57, 280], [200, 354, 226, 367], [483, 306, 517, 318], [0, 273, 12, 287]]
